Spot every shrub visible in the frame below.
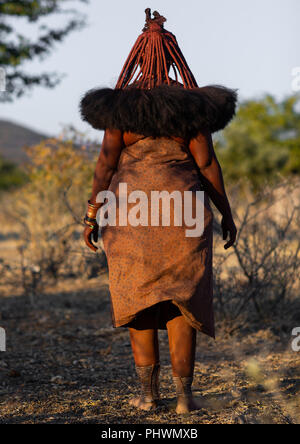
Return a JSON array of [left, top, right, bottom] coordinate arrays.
[[213, 179, 300, 332]]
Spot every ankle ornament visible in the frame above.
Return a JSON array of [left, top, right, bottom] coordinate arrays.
[[173, 376, 193, 398], [135, 363, 160, 402]]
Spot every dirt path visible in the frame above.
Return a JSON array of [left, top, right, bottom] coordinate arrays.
[[0, 275, 299, 424]]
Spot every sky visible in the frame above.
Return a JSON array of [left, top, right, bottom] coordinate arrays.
[[0, 0, 300, 140]]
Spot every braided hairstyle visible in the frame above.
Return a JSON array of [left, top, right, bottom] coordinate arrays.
[[115, 8, 198, 90]]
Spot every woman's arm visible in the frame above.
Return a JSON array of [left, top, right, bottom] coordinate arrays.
[[84, 128, 124, 251], [188, 131, 237, 249], [89, 128, 124, 204]]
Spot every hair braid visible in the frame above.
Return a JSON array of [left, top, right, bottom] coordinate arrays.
[[115, 8, 198, 90]]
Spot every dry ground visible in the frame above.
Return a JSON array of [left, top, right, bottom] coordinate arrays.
[[0, 274, 299, 424]]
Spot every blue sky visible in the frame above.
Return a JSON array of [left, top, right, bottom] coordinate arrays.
[[0, 0, 299, 139]]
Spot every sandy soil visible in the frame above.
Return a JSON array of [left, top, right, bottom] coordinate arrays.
[[0, 274, 299, 424]]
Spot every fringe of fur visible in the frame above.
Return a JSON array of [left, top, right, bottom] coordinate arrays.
[[80, 85, 238, 138]]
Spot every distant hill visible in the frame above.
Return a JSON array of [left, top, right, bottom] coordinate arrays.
[[0, 120, 49, 165]]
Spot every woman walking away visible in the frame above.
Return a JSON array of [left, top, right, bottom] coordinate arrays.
[[80, 8, 237, 414]]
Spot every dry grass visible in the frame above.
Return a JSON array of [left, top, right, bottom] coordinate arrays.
[[0, 144, 299, 424], [0, 274, 299, 424]]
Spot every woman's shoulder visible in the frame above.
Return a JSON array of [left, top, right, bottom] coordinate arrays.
[[123, 132, 146, 147]]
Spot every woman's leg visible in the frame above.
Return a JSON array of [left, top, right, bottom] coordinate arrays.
[[165, 305, 202, 413], [127, 305, 160, 410], [128, 327, 159, 367]]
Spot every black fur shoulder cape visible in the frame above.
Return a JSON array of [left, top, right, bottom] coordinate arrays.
[[80, 85, 238, 139]]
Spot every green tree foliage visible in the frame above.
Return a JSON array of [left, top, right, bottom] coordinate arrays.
[[0, 0, 87, 101], [215, 94, 300, 189], [0, 154, 27, 189]]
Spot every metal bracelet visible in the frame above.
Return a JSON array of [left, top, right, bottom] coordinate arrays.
[[85, 216, 97, 224], [88, 200, 101, 209]]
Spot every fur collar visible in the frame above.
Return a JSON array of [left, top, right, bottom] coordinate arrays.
[[80, 85, 238, 139]]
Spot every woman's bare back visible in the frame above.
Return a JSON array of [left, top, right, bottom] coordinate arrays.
[[123, 131, 186, 147]]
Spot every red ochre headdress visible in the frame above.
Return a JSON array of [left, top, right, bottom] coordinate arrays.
[[116, 8, 197, 90], [80, 8, 238, 138]]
